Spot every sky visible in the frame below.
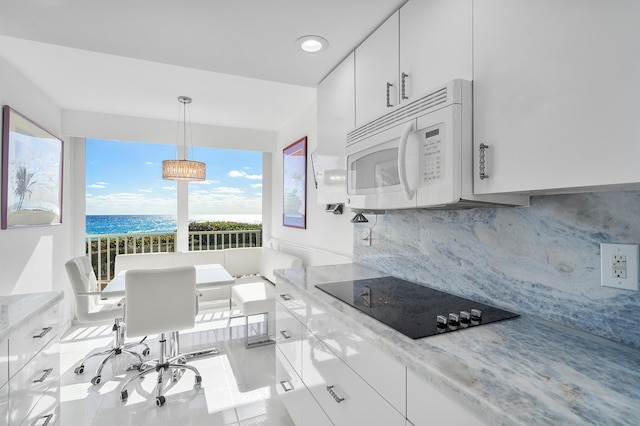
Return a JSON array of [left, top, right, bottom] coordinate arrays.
[[85, 139, 262, 216]]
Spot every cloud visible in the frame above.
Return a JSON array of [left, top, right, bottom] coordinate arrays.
[[88, 182, 108, 189], [228, 170, 262, 180], [145, 161, 154, 165], [250, 183, 263, 188], [211, 187, 244, 194], [190, 179, 219, 186], [86, 192, 177, 215], [139, 189, 152, 193]]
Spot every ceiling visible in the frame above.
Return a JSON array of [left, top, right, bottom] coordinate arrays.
[[0, 0, 406, 132]]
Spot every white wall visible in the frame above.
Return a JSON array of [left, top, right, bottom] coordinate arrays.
[[0, 57, 74, 325], [269, 95, 353, 265]]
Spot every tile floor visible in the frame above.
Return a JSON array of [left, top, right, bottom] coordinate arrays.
[[59, 311, 294, 425]]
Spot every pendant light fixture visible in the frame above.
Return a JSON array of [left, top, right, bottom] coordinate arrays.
[[162, 96, 206, 181]]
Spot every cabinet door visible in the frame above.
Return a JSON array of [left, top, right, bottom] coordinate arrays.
[[355, 11, 399, 126], [276, 302, 303, 375], [316, 53, 354, 204], [302, 331, 404, 426], [473, 0, 640, 194], [276, 346, 303, 425], [407, 369, 486, 426], [399, 0, 472, 101]]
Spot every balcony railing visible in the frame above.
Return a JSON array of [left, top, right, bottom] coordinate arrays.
[[86, 229, 262, 285]]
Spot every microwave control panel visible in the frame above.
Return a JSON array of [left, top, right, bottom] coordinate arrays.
[[421, 125, 444, 185]]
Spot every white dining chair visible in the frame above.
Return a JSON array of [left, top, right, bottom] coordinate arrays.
[[65, 256, 149, 385], [119, 266, 203, 406]]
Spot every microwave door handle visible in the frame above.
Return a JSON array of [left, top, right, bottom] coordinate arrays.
[[398, 121, 415, 200]]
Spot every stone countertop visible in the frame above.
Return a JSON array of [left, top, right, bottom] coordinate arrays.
[[0, 291, 64, 342], [275, 264, 640, 426]]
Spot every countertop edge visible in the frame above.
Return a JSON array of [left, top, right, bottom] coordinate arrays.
[[0, 291, 64, 342]]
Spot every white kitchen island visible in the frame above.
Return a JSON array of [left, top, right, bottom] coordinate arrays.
[[274, 264, 640, 426]]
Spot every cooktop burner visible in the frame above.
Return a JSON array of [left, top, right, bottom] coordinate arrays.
[[315, 276, 519, 339]]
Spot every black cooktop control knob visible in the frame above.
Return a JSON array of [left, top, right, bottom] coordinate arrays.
[[436, 315, 448, 329], [471, 308, 483, 322], [448, 313, 460, 327]]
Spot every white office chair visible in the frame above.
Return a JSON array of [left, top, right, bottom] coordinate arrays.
[[119, 266, 203, 406], [65, 256, 149, 385]]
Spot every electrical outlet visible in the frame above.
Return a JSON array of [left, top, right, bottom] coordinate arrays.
[[600, 243, 639, 291]]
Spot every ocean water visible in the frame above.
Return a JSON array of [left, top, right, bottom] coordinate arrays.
[[86, 214, 262, 235]]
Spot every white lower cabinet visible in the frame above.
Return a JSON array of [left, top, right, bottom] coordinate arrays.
[[276, 346, 333, 426], [2, 297, 61, 426], [406, 369, 486, 426], [276, 293, 488, 426], [302, 331, 405, 426]]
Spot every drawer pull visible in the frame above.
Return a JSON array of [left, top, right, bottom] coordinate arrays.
[[33, 327, 53, 339], [33, 368, 54, 383], [326, 385, 345, 403], [280, 330, 292, 340], [279, 294, 292, 301], [38, 414, 54, 426], [280, 380, 294, 392]]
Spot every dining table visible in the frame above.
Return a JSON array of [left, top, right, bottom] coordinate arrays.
[[102, 263, 235, 298], [102, 263, 235, 360]]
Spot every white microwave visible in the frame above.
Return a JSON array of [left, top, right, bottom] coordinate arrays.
[[345, 79, 528, 210]]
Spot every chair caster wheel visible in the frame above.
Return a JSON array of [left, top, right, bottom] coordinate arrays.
[[120, 390, 128, 402], [195, 375, 202, 386], [74, 365, 84, 375], [142, 348, 150, 356], [90, 376, 101, 385], [156, 396, 166, 406]]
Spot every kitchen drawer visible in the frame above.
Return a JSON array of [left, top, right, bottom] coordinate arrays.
[[302, 332, 404, 426], [407, 369, 486, 426], [306, 303, 406, 414], [1, 339, 8, 387], [276, 346, 333, 426], [8, 303, 60, 378], [18, 385, 59, 426], [10, 339, 59, 426], [276, 290, 308, 324], [276, 303, 304, 375], [1, 382, 7, 426]]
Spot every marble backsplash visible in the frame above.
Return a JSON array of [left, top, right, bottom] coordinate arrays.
[[353, 190, 640, 348]]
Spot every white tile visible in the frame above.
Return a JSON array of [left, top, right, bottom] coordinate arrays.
[[60, 311, 294, 426]]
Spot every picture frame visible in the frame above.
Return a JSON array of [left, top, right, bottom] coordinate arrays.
[[2, 105, 64, 229], [283, 136, 307, 229]]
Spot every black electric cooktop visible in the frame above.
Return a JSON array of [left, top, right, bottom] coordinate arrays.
[[315, 276, 519, 339]]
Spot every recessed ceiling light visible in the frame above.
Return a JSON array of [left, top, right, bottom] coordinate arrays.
[[296, 35, 329, 53]]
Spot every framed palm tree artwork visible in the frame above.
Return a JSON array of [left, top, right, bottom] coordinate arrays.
[[2, 106, 63, 229], [283, 136, 306, 229]]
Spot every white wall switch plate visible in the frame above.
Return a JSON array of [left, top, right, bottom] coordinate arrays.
[[600, 243, 640, 291]]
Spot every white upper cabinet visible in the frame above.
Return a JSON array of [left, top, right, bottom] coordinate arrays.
[[355, 0, 472, 127], [473, 0, 640, 194], [355, 11, 400, 126], [316, 53, 354, 204], [399, 0, 472, 102]]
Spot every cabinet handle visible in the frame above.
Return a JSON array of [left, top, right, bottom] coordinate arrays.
[[279, 293, 292, 301], [280, 330, 292, 340], [38, 414, 54, 426], [326, 385, 345, 403], [33, 327, 53, 339], [33, 368, 53, 383], [280, 380, 294, 392], [479, 143, 490, 180], [386, 82, 394, 108], [401, 72, 409, 100]]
